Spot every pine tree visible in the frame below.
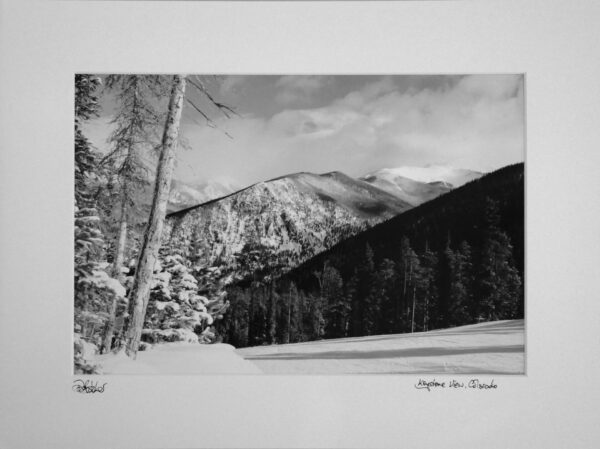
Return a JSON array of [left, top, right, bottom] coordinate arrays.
[[282, 282, 298, 344], [74, 74, 126, 372], [223, 287, 250, 348], [266, 281, 278, 344], [350, 244, 375, 336], [310, 293, 326, 340], [435, 238, 453, 329], [408, 251, 421, 333], [100, 75, 168, 353], [446, 241, 473, 326], [477, 198, 522, 321], [142, 254, 229, 344], [74, 74, 104, 329], [397, 236, 418, 332], [373, 258, 397, 334], [322, 265, 347, 338], [417, 246, 438, 332]]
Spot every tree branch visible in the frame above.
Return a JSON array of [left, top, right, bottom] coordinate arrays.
[[185, 98, 233, 139], [186, 76, 240, 118]]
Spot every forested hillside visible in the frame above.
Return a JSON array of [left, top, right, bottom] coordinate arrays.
[[220, 163, 524, 347]]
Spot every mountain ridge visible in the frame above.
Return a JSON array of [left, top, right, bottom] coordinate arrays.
[[162, 170, 414, 286]]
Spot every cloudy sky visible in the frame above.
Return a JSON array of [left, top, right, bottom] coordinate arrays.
[[86, 74, 525, 188]]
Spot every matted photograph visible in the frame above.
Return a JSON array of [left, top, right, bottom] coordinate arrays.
[[5, 0, 600, 448], [74, 74, 525, 375]]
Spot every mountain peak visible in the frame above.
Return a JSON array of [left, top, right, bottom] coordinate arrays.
[[364, 165, 483, 188]]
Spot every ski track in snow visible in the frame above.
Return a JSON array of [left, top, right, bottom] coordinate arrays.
[[236, 320, 525, 375]]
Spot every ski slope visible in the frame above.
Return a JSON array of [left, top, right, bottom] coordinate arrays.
[[95, 342, 262, 374], [93, 320, 524, 374], [237, 320, 525, 374]]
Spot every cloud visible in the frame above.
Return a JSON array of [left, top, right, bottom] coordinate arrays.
[[275, 75, 330, 105], [174, 75, 524, 186]]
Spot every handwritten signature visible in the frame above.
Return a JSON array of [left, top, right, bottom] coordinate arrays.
[[415, 378, 497, 391], [72, 379, 107, 394]]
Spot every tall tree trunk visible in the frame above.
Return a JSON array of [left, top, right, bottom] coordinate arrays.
[[400, 262, 408, 327], [286, 284, 292, 344], [125, 75, 186, 358], [248, 291, 255, 346], [267, 282, 276, 344], [405, 261, 412, 322], [423, 295, 429, 331], [101, 198, 128, 353], [411, 283, 416, 333]]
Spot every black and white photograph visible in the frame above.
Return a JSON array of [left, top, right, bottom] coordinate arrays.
[[75, 74, 525, 375], [3, 1, 600, 448]]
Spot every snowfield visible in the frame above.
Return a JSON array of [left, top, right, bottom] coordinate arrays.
[[93, 320, 524, 375], [95, 343, 262, 374], [237, 319, 525, 375]]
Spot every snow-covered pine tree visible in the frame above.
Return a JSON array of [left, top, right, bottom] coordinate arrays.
[[142, 254, 229, 345], [74, 74, 125, 372]]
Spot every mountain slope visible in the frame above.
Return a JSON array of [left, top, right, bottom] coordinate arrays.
[[162, 171, 413, 285], [360, 172, 453, 206], [218, 163, 524, 348], [286, 163, 523, 285], [366, 165, 483, 187]]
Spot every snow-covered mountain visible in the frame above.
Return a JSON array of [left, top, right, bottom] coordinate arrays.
[[366, 165, 483, 188], [167, 166, 482, 213], [360, 165, 483, 206], [160, 165, 484, 286], [360, 173, 452, 206], [163, 171, 413, 285]]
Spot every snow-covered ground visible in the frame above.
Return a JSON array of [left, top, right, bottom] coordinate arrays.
[[95, 343, 262, 374], [237, 319, 525, 375], [91, 320, 524, 375]]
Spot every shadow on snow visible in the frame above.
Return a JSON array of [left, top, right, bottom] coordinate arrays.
[[242, 344, 524, 361]]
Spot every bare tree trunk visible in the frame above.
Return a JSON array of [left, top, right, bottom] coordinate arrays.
[[125, 75, 186, 358], [101, 201, 128, 353]]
